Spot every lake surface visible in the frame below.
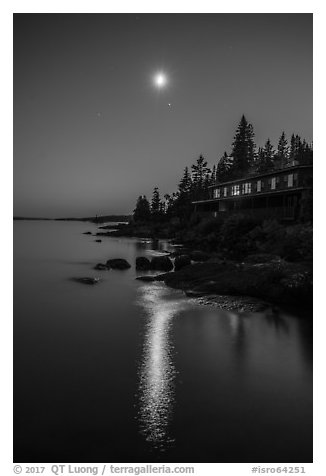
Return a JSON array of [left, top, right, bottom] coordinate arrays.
[[13, 221, 313, 463]]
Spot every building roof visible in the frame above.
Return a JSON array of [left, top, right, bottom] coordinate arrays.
[[192, 186, 308, 204], [209, 163, 312, 188]]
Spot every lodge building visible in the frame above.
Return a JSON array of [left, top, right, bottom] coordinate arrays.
[[193, 163, 313, 221]]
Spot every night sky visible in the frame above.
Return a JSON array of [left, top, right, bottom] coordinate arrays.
[[14, 13, 312, 217]]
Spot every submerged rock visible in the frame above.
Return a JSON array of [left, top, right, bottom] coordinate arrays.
[[174, 254, 191, 271], [83, 231, 92, 235], [150, 256, 173, 271], [95, 239, 102, 243], [106, 258, 131, 270], [71, 277, 99, 285], [136, 256, 151, 271]]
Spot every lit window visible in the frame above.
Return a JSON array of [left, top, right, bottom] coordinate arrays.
[[243, 182, 251, 194], [214, 188, 221, 198], [288, 174, 294, 187], [224, 187, 228, 197], [242, 182, 251, 194], [257, 180, 261, 192], [271, 177, 276, 190], [231, 185, 240, 196]]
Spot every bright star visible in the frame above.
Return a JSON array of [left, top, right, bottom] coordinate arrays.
[[153, 72, 168, 89]]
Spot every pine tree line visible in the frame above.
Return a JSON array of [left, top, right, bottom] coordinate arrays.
[[133, 115, 313, 223], [216, 115, 313, 181]]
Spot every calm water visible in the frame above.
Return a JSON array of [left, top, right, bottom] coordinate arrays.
[[14, 221, 312, 463]]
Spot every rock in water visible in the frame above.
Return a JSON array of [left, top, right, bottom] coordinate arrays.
[[136, 274, 167, 282], [174, 254, 191, 271], [94, 263, 108, 270], [83, 231, 92, 235], [150, 256, 174, 271], [136, 275, 157, 282], [71, 277, 99, 285], [95, 239, 102, 243], [106, 258, 131, 270], [136, 257, 151, 271]]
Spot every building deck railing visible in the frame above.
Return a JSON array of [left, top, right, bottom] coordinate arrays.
[[197, 206, 297, 221]]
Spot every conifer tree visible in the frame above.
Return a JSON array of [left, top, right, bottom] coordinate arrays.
[[211, 165, 217, 185], [178, 167, 192, 196], [151, 187, 162, 220], [297, 138, 313, 165], [264, 138, 275, 166], [276, 132, 289, 168], [230, 115, 256, 178], [133, 195, 151, 222], [256, 139, 275, 173], [289, 134, 297, 163], [216, 152, 233, 182], [164, 192, 178, 219], [302, 141, 313, 165], [191, 155, 211, 200]]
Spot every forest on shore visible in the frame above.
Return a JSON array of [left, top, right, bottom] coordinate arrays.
[[133, 115, 313, 225], [96, 115, 313, 309]]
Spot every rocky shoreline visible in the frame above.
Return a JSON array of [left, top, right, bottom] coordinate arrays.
[[161, 259, 312, 309], [135, 253, 312, 312], [81, 224, 313, 314]]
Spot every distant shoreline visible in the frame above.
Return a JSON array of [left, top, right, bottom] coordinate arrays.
[[14, 217, 53, 221], [13, 215, 131, 223]]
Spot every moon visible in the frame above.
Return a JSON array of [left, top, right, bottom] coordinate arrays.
[[153, 71, 168, 89]]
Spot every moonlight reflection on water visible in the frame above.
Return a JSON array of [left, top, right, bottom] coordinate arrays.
[[136, 283, 189, 449]]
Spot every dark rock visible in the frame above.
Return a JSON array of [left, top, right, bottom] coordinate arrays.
[[155, 273, 168, 281], [95, 239, 102, 242], [71, 277, 99, 285], [174, 254, 191, 271], [136, 257, 151, 271], [106, 258, 131, 270], [190, 250, 210, 262], [83, 231, 92, 235], [94, 263, 108, 270], [136, 273, 167, 282], [136, 275, 158, 282], [150, 256, 174, 271]]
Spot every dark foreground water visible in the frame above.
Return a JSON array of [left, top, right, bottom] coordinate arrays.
[[14, 221, 312, 463]]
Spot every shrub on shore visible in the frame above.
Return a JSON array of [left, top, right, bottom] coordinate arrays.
[[177, 214, 312, 262]]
